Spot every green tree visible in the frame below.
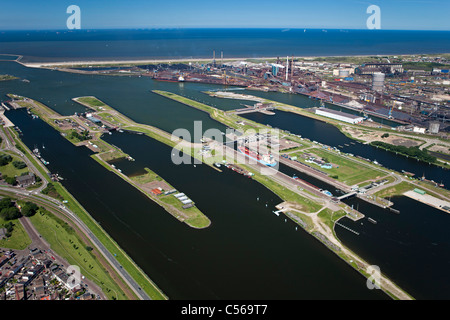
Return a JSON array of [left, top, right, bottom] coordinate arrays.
[[3, 176, 17, 186], [12, 160, 27, 169], [0, 207, 21, 220], [0, 155, 12, 166], [0, 197, 13, 211], [21, 202, 39, 217]]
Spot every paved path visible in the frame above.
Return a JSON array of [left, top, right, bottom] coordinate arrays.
[[0, 186, 153, 300], [17, 216, 106, 299]]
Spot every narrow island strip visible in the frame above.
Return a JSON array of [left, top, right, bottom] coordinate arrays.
[[9, 94, 211, 229]]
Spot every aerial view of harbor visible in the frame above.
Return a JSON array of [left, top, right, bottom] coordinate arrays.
[[1, 0, 450, 308]]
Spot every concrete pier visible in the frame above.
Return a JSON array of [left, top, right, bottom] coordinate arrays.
[[403, 190, 450, 214]]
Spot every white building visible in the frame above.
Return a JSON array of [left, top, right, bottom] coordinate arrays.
[[413, 126, 426, 134], [315, 107, 365, 124]]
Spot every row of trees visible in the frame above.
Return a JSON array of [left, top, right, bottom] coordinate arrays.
[[0, 155, 25, 168], [371, 141, 437, 163], [0, 197, 39, 221], [0, 198, 39, 239], [0, 154, 12, 166]]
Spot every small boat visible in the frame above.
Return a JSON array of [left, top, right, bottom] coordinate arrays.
[[368, 217, 377, 224], [272, 211, 279, 216]]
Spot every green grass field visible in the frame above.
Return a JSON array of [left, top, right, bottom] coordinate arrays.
[[245, 166, 323, 213], [29, 209, 129, 300], [292, 148, 387, 186], [0, 217, 31, 250], [76, 96, 108, 108], [0, 151, 29, 178], [158, 195, 211, 229], [374, 181, 415, 199], [129, 167, 164, 184], [317, 209, 347, 230], [7, 125, 167, 300]]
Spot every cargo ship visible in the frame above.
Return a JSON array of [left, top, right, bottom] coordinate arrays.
[[237, 146, 277, 167]]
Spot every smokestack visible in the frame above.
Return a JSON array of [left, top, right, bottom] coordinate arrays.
[[286, 56, 289, 81], [291, 56, 294, 80], [213, 50, 216, 67], [221, 51, 223, 67]]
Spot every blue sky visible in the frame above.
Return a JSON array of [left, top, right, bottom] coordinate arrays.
[[0, 0, 449, 30]]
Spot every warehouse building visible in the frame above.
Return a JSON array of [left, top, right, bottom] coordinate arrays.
[[315, 107, 365, 124]]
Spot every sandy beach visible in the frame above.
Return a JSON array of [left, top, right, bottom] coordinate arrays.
[[18, 57, 267, 68], [16, 53, 403, 68]]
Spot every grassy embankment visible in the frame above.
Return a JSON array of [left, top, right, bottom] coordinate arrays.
[[0, 75, 19, 81], [0, 215, 31, 250], [29, 207, 128, 300], [73, 96, 211, 229], [289, 147, 389, 186], [226, 93, 450, 168], [6, 122, 167, 300], [0, 151, 30, 177], [153, 90, 267, 132], [374, 180, 450, 202], [151, 91, 325, 214]]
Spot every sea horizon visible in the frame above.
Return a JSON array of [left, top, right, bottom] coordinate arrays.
[[1, 28, 449, 63]]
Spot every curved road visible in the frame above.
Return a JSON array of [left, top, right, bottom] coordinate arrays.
[[0, 185, 152, 300], [0, 120, 155, 300]]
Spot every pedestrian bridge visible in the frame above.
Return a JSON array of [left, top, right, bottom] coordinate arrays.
[[337, 191, 357, 200]]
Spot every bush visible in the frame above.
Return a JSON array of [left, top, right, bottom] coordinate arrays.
[[371, 141, 436, 163], [15, 144, 26, 154], [381, 133, 389, 138], [21, 202, 39, 217], [0, 155, 12, 166], [0, 197, 13, 211], [69, 130, 91, 141], [0, 207, 21, 220], [3, 176, 17, 186], [42, 183, 64, 200], [12, 160, 27, 169], [3, 221, 14, 233]]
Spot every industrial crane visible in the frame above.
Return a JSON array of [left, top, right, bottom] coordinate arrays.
[[388, 104, 394, 119]]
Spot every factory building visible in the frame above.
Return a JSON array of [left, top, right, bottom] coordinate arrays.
[[372, 72, 385, 92], [357, 63, 403, 75], [428, 122, 440, 134], [333, 68, 355, 77], [315, 107, 365, 124]]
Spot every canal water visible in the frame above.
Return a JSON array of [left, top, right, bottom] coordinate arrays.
[[335, 196, 450, 300], [6, 108, 387, 299], [242, 110, 450, 188], [2, 59, 450, 299]]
